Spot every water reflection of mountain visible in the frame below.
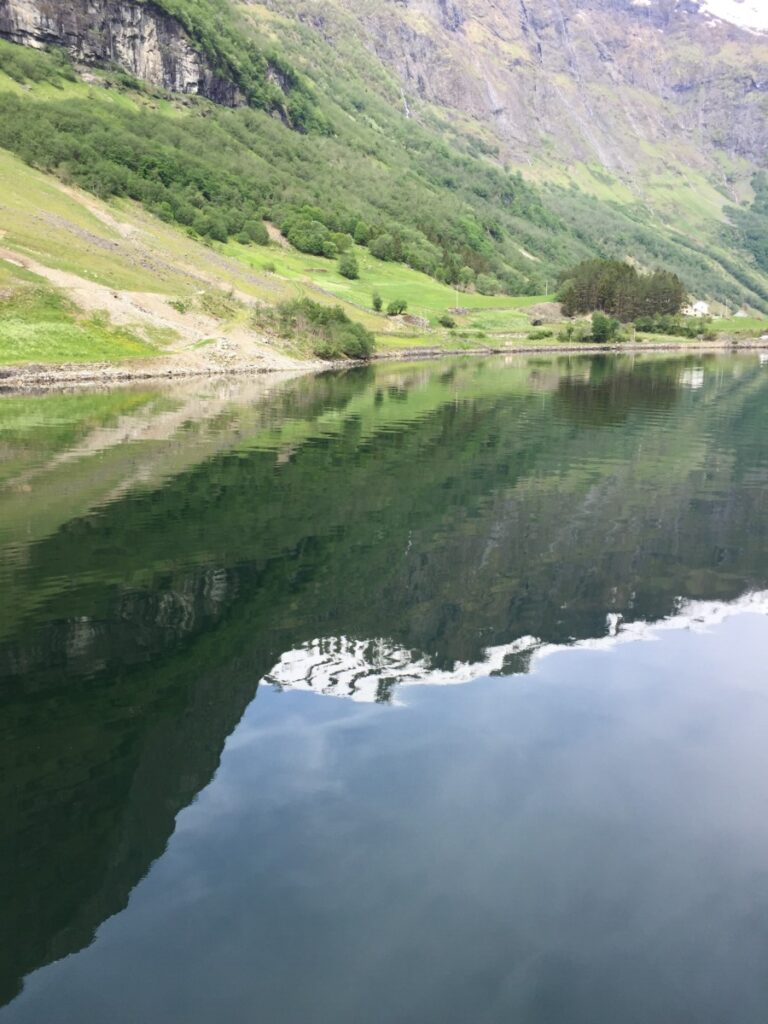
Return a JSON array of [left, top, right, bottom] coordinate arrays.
[[263, 591, 768, 703], [1, 355, 767, 1007]]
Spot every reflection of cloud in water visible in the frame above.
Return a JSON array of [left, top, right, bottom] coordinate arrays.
[[262, 590, 768, 704], [679, 367, 705, 390]]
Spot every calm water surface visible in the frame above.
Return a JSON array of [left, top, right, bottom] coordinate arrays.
[[1, 354, 767, 1023]]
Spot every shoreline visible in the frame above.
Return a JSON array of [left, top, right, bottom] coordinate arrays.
[[1, 340, 766, 392]]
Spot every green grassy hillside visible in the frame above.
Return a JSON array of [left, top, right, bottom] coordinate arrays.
[[0, 3, 767, 371], [0, 145, 530, 365], [1, 17, 767, 319]]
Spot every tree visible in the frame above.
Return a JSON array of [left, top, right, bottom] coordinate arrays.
[[369, 234, 397, 262], [263, 297, 375, 359], [243, 220, 269, 246], [387, 299, 408, 316], [372, 291, 383, 312], [476, 273, 500, 296], [286, 218, 331, 256], [354, 220, 371, 245], [338, 252, 359, 279], [332, 232, 354, 253], [438, 313, 456, 328], [206, 215, 228, 243], [559, 259, 686, 321], [458, 266, 476, 290], [591, 312, 620, 343]]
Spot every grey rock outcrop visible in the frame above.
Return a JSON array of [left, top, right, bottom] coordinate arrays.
[[0, 0, 245, 105], [322, 0, 768, 171]]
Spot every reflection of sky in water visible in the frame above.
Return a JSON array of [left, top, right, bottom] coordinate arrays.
[[6, 606, 768, 1024], [262, 590, 768, 702], [3, 355, 768, 1022]]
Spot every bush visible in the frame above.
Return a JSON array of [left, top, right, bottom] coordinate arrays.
[[387, 299, 408, 316], [338, 252, 359, 279], [369, 234, 397, 262], [438, 313, 456, 328], [332, 232, 354, 253], [591, 311, 621, 343], [199, 288, 242, 319], [476, 273, 500, 296], [635, 314, 714, 339], [458, 266, 476, 289], [528, 328, 553, 339], [372, 292, 383, 312], [286, 218, 331, 256], [558, 322, 591, 344], [257, 297, 374, 359], [243, 220, 270, 246]]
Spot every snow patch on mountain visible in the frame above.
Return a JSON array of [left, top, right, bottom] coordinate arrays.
[[701, 1, 768, 31]]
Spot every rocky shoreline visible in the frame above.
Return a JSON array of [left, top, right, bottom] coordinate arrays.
[[1, 341, 766, 393]]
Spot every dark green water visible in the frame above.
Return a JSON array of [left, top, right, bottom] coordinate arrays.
[[1, 354, 767, 1023]]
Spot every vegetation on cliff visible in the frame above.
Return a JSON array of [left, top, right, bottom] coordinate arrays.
[[1, 22, 767, 315]]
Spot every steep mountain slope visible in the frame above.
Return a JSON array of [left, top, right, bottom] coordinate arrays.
[[252, 0, 768, 306], [276, 0, 767, 171], [0, 0, 766, 352]]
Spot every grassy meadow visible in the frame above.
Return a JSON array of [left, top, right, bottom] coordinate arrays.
[[0, 137, 765, 369]]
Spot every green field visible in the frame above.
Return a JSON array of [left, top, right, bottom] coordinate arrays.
[[221, 240, 542, 321], [0, 140, 763, 369], [0, 269, 156, 364], [711, 316, 768, 336]]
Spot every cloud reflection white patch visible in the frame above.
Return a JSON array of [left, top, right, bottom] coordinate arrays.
[[261, 591, 768, 704]]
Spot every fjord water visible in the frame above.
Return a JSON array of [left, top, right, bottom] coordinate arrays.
[[1, 354, 767, 1023]]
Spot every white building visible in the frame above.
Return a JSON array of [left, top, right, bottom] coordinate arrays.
[[683, 300, 711, 317]]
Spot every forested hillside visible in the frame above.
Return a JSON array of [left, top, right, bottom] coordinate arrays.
[[0, 0, 766, 332]]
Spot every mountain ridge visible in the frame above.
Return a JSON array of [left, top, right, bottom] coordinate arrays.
[[0, 0, 766, 367]]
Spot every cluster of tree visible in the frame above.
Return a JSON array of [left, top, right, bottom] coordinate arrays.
[[558, 260, 687, 321], [0, 42, 564, 294], [254, 298, 374, 360], [3, 28, 764, 309], [150, 0, 326, 130], [369, 293, 408, 316], [558, 313, 622, 344], [281, 209, 499, 287], [635, 315, 716, 340], [0, 39, 75, 85], [728, 171, 768, 276], [545, 186, 768, 314]]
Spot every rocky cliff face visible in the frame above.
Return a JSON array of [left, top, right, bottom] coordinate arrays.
[[0, 0, 245, 104], [290, 0, 768, 173]]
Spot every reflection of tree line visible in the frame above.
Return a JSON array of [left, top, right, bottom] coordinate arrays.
[[553, 356, 683, 425], [1, 356, 767, 1007]]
